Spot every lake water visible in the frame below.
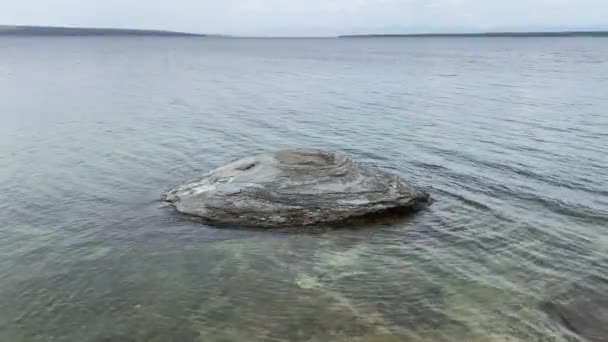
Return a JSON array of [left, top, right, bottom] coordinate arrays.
[[0, 37, 607, 342]]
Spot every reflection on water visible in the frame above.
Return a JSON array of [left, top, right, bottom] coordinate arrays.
[[0, 37, 607, 341]]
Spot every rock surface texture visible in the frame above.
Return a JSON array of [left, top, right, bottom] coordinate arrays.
[[162, 149, 430, 228]]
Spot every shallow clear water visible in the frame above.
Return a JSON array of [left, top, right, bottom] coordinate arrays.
[[1, 37, 607, 341]]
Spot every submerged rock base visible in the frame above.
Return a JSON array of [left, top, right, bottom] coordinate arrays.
[[162, 148, 430, 228]]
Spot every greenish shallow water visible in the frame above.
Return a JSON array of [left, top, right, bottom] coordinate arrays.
[[0, 37, 607, 341]]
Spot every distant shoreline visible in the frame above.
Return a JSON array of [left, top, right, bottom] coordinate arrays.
[[0, 25, 205, 37], [2, 25, 608, 38], [340, 31, 608, 38]]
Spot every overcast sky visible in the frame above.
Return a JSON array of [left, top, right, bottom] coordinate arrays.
[[1, 0, 606, 36]]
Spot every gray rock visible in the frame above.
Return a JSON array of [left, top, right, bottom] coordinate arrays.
[[162, 148, 430, 228]]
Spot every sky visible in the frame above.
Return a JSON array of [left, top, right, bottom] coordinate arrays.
[[1, 0, 606, 36]]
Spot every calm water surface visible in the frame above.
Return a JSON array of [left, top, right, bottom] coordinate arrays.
[[1, 37, 607, 341]]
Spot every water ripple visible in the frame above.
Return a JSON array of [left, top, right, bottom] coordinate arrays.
[[0, 37, 606, 342]]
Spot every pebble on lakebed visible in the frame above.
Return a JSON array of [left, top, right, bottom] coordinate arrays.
[[162, 148, 431, 228]]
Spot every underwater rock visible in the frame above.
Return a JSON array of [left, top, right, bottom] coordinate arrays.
[[541, 279, 608, 342], [162, 148, 430, 228]]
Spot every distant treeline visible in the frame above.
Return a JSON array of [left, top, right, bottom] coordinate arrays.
[[340, 31, 608, 38], [0, 26, 204, 37]]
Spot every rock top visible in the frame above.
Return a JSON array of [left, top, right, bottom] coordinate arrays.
[[162, 148, 430, 228]]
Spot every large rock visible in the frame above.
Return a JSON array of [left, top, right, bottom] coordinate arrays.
[[162, 148, 430, 228]]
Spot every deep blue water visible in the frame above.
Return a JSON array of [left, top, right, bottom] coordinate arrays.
[[0, 37, 607, 341]]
